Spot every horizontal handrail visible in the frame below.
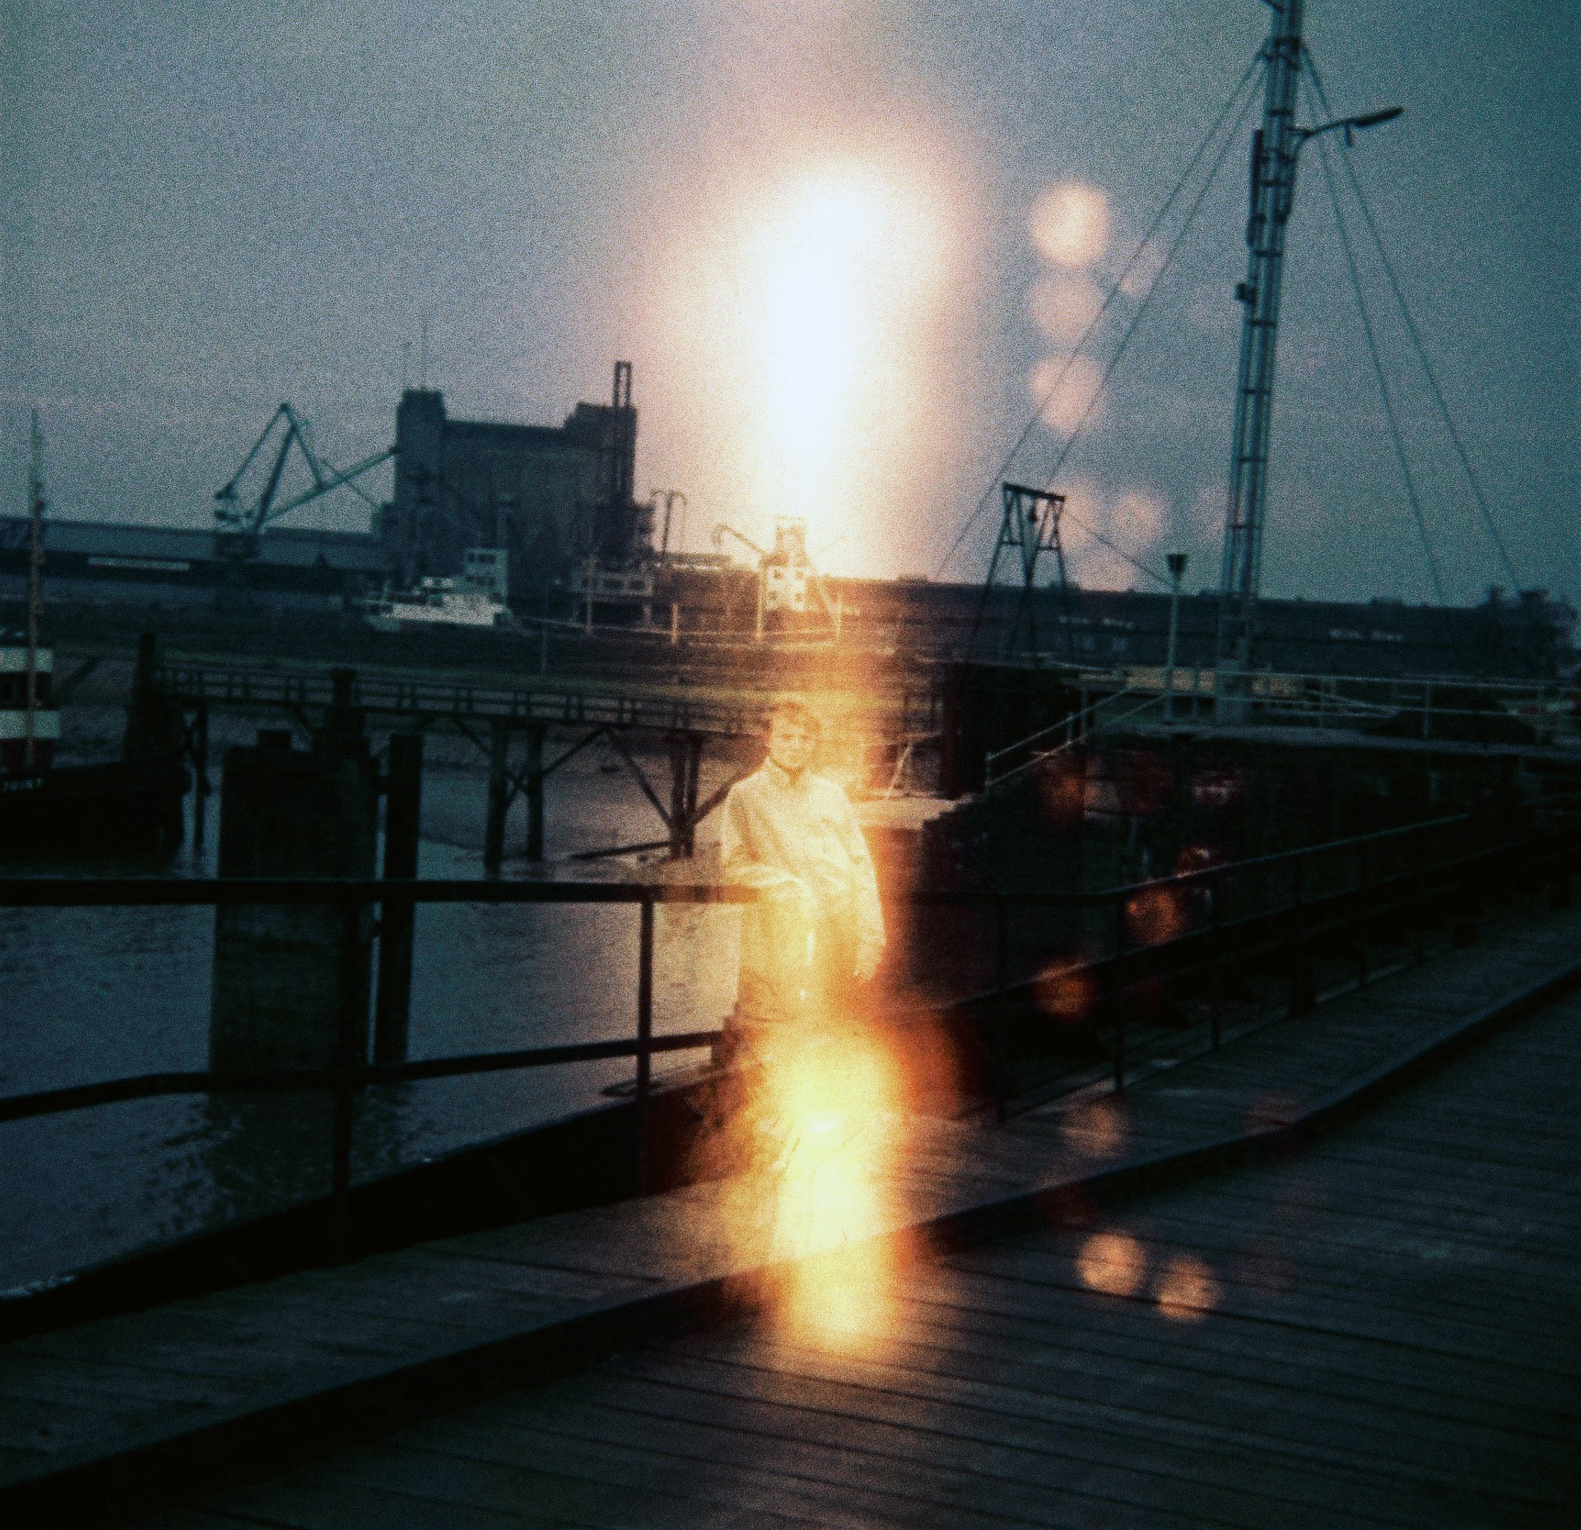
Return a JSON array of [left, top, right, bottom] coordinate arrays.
[[3, 792, 1576, 1281], [983, 684, 1148, 772], [0, 1030, 722, 1126], [0, 795, 1570, 916], [0, 876, 757, 908], [151, 661, 937, 739]]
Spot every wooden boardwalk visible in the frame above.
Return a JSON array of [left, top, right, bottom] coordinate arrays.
[[7, 909, 1581, 1526]]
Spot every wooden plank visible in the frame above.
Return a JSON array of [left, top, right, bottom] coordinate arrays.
[[414, 1386, 1304, 1530], [943, 1242, 1581, 1374], [194, 1471, 585, 1530], [719, 1325, 1572, 1523], [563, 1356, 1478, 1529], [1179, 1150, 1581, 1236], [908, 1264, 1581, 1419], [403, 1245, 656, 1304], [672, 1325, 1550, 1488], [876, 1289, 1576, 1441], [120, 1512, 288, 1530], [398, 1411, 1086, 1530], [296, 1436, 935, 1530], [1110, 1204, 1581, 1321]]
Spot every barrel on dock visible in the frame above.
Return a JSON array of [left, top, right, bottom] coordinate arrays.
[[208, 728, 378, 1071]]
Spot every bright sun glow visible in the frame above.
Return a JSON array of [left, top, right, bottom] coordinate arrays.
[[660, 153, 955, 567], [748, 165, 947, 549], [715, 1030, 911, 1355], [1030, 181, 1110, 270]]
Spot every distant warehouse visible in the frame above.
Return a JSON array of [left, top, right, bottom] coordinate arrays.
[[0, 363, 653, 608], [0, 517, 391, 608], [384, 363, 651, 601]]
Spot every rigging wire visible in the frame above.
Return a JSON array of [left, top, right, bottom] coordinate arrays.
[[1311, 131, 1446, 602], [1303, 50, 1524, 593], [932, 50, 1263, 582], [1018, 83, 1259, 567], [961, 93, 1258, 656], [965, 69, 1261, 665], [1061, 505, 1172, 588]]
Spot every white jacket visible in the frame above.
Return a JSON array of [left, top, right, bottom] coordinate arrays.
[[721, 759, 885, 1022]]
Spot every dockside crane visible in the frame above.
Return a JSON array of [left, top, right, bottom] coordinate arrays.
[[213, 403, 394, 563]]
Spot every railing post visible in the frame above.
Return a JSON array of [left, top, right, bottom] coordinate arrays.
[[328, 894, 363, 1266], [374, 732, 423, 1065], [1209, 870, 1223, 1050], [524, 724, 545, 862], [192, 703, 210, 849], [992, 895, 1009, 1122], [1356, 840, 1371, 987], [484, 719, 510, 873], [1288, 854, 1313, 1018], [635, 894, 655, 1192], [1111, 895, 1126, 1093], [1412, 827, 1428, 965]]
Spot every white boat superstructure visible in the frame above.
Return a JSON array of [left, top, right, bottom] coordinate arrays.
[[363, 577, 512, 631], [0, 638, 58, 772]]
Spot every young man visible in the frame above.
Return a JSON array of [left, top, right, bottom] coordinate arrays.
[[721, 695, 885, 1041]]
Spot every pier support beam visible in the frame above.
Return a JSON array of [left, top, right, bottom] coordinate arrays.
[[666, 731, 704, 858], [209, 728, 378, 1072], [374, 731, 423, 1065], [484, 719, 510, 873], [525, 724, 545, 862]]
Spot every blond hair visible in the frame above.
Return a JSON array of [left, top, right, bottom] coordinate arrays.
[[767, 692, 821, 735]]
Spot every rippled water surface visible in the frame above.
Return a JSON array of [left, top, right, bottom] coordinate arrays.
[[0, 751, 742, 1288]]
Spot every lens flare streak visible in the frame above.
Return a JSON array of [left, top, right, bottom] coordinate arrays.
[[720, 1032, 911, 1355]]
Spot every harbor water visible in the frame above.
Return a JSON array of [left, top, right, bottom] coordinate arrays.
[[0, 715, 749, 1292]]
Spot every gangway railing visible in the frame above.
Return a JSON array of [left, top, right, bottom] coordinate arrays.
[[983, 666, 1578, 787], [984, 684, 1156, 785]]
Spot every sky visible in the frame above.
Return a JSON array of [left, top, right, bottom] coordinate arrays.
[[2, 0, 1576, 603]]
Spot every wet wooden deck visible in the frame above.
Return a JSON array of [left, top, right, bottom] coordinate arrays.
[[7, 906, 1581, 1527]]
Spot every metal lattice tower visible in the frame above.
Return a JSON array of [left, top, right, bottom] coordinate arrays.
[[986, 482, 1073, 662], [1217, 0, 1306, 680]]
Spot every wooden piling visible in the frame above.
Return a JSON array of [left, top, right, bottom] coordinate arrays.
[[667, 733, 687, 859], [484, 718, 510, 872], [208, 730, 378, 1072], [374, 731, 423, 1065], [525, 724, 545, 862]]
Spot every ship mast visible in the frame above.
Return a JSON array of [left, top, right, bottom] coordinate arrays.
[[24, 410, 45, 771], [1214, 0, 1400, 709], [1216, 0, 1306, 694]]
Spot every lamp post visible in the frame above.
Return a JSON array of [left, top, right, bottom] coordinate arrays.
[[1165, 552, 1187, 722]]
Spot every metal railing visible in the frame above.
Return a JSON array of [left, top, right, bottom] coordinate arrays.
[[984, 684, 1155, 785], [2, 796, 1578, 1273], [982, 666, 1579, 785], [152, 660, 943, 743], [949, 798, 1581, 1118], [0, 878, 755, 1265]]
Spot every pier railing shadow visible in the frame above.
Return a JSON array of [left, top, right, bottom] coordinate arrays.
[[2, 792, 1579, 1298]]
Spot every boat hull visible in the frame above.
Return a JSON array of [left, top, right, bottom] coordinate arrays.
[[0, 757, 189, 856]]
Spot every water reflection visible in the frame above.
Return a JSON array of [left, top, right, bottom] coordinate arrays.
[[1077, 1231, 1147, 1297], [0, 771, 741, 1287]]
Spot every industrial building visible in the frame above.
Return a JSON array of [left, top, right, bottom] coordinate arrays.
[[384, 362, 651, 602], [0, 357, 1572, 680]]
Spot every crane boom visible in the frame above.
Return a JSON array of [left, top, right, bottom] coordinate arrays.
[[213, 403, 394, 561]]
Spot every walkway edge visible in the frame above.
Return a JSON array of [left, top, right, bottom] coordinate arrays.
[[11, 948, 1581, 1526]]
